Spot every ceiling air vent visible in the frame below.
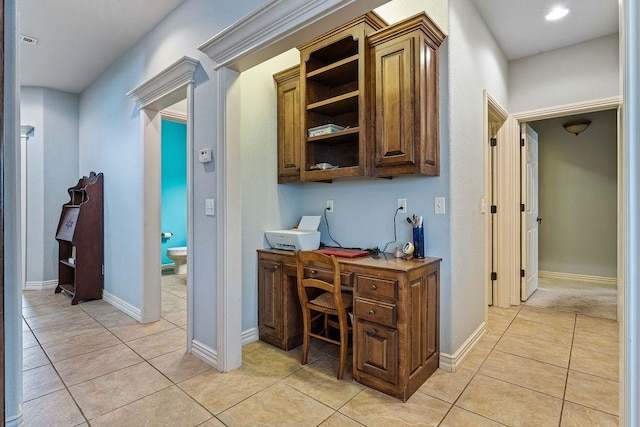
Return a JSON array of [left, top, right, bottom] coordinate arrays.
[[20, 34, 38, 45]]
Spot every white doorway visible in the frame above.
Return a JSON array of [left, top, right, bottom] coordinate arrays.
[[520, 123, 539, 301]]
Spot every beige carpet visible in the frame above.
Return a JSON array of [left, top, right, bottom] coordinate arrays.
[[525, 276, 618, 320]]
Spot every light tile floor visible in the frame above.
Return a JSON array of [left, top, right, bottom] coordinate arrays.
[[22, 275, 619, 426]]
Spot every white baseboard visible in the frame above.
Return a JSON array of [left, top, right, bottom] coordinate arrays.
[[5, 410, 22, 427], [102, 290, 142, 322], [24, 279, 58, 291], [242, 327, 259, 346], [192, 339, 218, 369], [439, 322, 486, 372], [539, 270, 617, 286]]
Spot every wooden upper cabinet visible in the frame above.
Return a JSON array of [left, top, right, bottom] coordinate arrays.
[[297, 12, 387, 182], [369, 13, 445, 177], [274, 66, 302, 183]]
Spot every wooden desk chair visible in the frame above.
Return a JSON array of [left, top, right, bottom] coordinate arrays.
[[296, 251, 352, 380]]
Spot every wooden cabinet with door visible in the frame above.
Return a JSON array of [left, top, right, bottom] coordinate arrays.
[[368, 13, 445, 177], [256, 249, 440, 401], [274, 66, 302, 183]]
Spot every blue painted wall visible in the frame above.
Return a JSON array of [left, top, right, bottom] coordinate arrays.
[[161, 119, 187, 265]]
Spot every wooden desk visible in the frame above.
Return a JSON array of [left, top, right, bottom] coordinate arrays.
[[257, 249, 441, 401]]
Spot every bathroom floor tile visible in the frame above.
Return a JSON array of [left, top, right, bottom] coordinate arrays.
[[340, 387, 450, 426], [23, 389, 86, 427], [69, 362, 172, 420], [125, 327, 186, 359], [495, 331, 571, 368], [22, 299, 76, 318], [565, 370, 619, 416], [217, 382, 335, 427], [41, 329, 121, 362], [283, 355, 364, 409], [416, 368, 474, 403], [478, 350, 567, 398], [89, 386, 211, 427], [148, 348, 212, 383], [54, 343, 143, 386], [561, 401, 619, 426], [570, 346, 618, 380], [456, 374, 562, 426], [22, 290, 70, 308], [23, 364, 65, 402]]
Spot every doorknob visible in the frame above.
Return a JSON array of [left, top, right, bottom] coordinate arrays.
[[536, 217, 543, 224]]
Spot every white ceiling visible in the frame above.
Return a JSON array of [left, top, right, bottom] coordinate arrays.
[[471, 0, 619, 61], [18, 0, 620, 94], [18, 0, 185, 93]]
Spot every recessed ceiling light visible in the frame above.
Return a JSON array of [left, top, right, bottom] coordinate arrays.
[[545, 6, 570, 21]]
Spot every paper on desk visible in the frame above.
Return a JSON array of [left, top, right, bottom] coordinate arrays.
[[297, 216, 321, 231]]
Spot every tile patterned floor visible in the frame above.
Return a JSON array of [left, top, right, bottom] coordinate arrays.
[[22, 275, 619, 426]]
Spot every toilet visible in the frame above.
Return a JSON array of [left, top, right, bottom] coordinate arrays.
[[166, 246, 187, 275]]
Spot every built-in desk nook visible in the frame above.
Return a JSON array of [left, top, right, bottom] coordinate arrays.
[[257, 249, 440, 401]]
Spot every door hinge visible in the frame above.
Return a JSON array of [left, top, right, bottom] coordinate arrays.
[[490, 205, 497, 214], [520, 203, 525, 212], [490, 138, 497, 147], [491, 272, 497, 281], [102, 264, 104, 275], [521, 138, 525, 147], [520, 269, 525, 278]]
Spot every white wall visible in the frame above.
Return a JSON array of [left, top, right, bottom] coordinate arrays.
[[509, 34, 620, 113], [532, 110, 617, 278], [78, 0, 264, 349], [446, 0, 508, 351], [21, 87, 79, 284]]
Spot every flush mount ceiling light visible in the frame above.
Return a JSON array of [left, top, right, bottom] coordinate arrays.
[[545, 6, 570, 21], [563, 120, 591, 136]]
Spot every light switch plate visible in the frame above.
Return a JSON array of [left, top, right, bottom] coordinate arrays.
[[205, 198, 215, 216], [435, 197, 446, 215]]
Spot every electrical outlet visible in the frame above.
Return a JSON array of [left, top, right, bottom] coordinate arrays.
[[397, 198, 407, 213], [435, 197, 446, 215], [326, 200, 334, 213]]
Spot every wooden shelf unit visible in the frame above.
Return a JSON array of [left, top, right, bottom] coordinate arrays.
[[298, 12, 387, 181], [55, 172, 104, 305]]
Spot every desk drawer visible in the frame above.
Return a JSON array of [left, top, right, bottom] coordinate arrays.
[[284, 263, 353, 286], [355, 298, 397, 328], [356, 276, 398, 301]]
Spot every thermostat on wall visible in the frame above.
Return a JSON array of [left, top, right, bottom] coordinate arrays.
[[199, 148, 213, 163]]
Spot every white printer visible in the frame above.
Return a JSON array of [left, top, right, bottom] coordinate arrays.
[[265, 216, 321, 251]]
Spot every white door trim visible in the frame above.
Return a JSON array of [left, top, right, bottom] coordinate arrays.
[[126, 57, 197, 357]]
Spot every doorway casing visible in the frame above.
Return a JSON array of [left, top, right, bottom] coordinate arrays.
[[126, 56, 197, 354]]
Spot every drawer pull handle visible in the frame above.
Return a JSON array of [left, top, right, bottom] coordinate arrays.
[[368, 310, 375, 316], [310, 270, 317, 275], [371, 284, 377, 291], [369, 329, 377, 336]]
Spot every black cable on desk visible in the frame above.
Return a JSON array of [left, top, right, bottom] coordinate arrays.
[[324, 207, 343, 247], [381, 207, 402, 253]]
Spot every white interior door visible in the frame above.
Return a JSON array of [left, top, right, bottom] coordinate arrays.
[[521, 123, 539, 300]]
